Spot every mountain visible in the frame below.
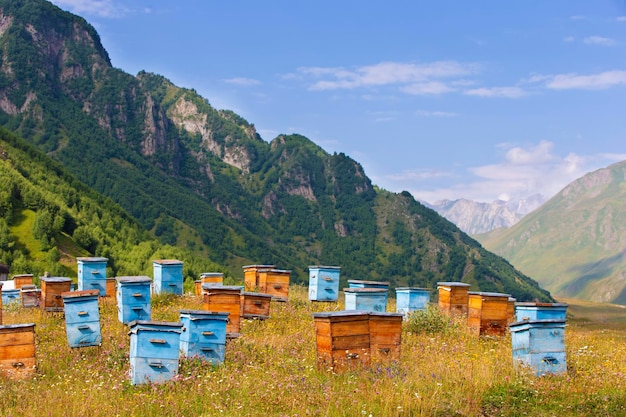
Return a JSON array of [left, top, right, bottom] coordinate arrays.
[[428, 194, 545, 235], [477, 161, 626, 304], [0, 0, 553, 301]]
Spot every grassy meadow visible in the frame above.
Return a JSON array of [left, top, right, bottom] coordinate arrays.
[[0, 286, 625, 417]]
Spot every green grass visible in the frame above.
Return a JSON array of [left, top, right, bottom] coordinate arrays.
[[0, 288, 625, 416]]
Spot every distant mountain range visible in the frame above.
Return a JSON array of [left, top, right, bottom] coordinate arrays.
[[477, 160, 626, 305], [427, 194, 546, 235]]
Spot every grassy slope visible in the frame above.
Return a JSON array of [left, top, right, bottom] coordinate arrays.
[[0, 288, 624, 416]]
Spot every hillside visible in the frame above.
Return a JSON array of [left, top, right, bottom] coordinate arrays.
[[478, 160, 626, 304], [0, 0, 552, 301]]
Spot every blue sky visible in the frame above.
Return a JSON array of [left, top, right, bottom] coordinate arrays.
[[50, 0, 626, 204]]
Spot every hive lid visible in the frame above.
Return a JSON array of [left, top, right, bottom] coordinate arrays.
[[343, 287, 388, 293], [242, 264, 275, 269], [268, 269, 291, 273], [116, 276, 151, 283], [20, 285, 39, 290], [514, 302, 568, 308], [437, 281, 471, 287], [201, 284, 243, 291], [312, 310, 370, 319], [76, 257, 108, 262], [11, 274, 34, 279], [128, 320, 184, 334], [152, 259, 183, 265], [0, 323, 36, 330], [369, 312, 404, 318], [509, 319, 567, 329], [348, 279, 390, 286], [468, 291, 511, 298], [308, 265, 341, 270], [395, 287, 431, 291], [40, 277, 72, 283], [242, 292, 273, 298], [62, 289, 99, 298], [200, 272, 224, 277], [179, 309, 230, 318]]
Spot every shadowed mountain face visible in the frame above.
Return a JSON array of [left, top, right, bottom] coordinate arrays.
[[0, 0, 553, 302], [478, 160, 626, 304]]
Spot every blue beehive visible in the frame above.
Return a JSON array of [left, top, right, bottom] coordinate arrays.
[[62, 290, 102, 348], [116, 276, 152, 324], [395, 287, 431, 315], [509, 319, 567, 376], [515, 302, 568, 322], [348, 280, 390, 307], [344, 288, 388, 312], [308, 266, 341, 301], [129, 320, 183, 385], [152, 260, 183, 295], [77, 257, 108, 296], [179, 310, 228, 364], [2, 288, 20, 306]]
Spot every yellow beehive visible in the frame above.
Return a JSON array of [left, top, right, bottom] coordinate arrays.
[[437, 282, 471, 316], [0, 323, 36, 380], [242, 265, 275, 292], [467, 292, 510, 336]]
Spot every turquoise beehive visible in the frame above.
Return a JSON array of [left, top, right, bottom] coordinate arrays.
[[77, 257, 108, 296], [129, 320, 183, 385], [62, 289, 102, 348], [308, 266, 341, 302], [509, 319, 567, 376], [116, 276, 152, 324], [152, 260, 183, 295], [395, 287, 431, 315], [344, 288, 388, 312], [179, 310, 228, 364], [515, 302, 568, 322]]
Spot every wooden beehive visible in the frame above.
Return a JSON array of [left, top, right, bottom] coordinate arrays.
[[203, 285, 243, 338], [21, 285, 41, 308], [313, 311, 371, 371], [241, 292, 272, 319], [467, 291, 510, 336], [195, 273, 225, 296], [507, 297, 516, 323], [104, 278, 116, 300], [242, 264, 275, 292], [0, 323, 36, 379], [369, 312, 403, 361], [0, 282, 2, 324], [259, 269, 291, 301], [12, 274, 34, 289], [437, 282, 471, 316], [509, 319, 567, 376], [40, 277, 72, 312]]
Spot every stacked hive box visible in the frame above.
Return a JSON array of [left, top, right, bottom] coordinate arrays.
[[77, 257, 108, 296], [395, 287, 431, 315], [62, 290, 102, 348], [129, 320, 183, 385], [179, 310, 229, 364], [0, 323, 36, 379], [203, 285, 243, 338], [437, 282, 471, 316], [195, 272, 224, 296], [152, 260, 183, 295], [40, 277, 72, 312], [467, 291, 510, 336], [116, 276, 152, 324], [241, 292, 272, 319], [308, 266, 341, 302]]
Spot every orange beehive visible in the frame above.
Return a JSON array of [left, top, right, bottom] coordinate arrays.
[[241, 292, 272, 319], [195, 273, 225, 295], [507, 297, 517, 323], [40, 277, 72, 312], [313, 311, 371, 372], [437, 282, 471, 316], [258, 269, 290, 301], [369, 312, 403, 361], [203, 286, 243, 338], [242, 265, 275, 292], [0, 323, 36, 379], [467, 292, 510, 336], [104, 278, 116, 300], [12, 274, 34, 289]]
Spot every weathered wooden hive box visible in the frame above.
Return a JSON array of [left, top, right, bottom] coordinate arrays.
[[12, 274, 34, 289], [242, 264, 275, 292], [104, 278, 116, 300], [62, 290, 102, 348], [195, 272, 224, 296], [369, 312, 403, 361], [129, 320, 183, 385], [202, 285, 243, 338], [507, 297, 517, 323], [116, 276, 152, 324], [395, 287, 431, 315], [0, 323, 36, 379], [313, 311, 371, 371], [2, 288, 20, 307], [20, 285, 41, 308], [509, 319, 567, 376], [241, 292, 272, 319], [308, 265, 341, 302], [179, 310, 228, 364], [77, 257, 108, 296], [40, 277, 72, 312], [437, 282, 471, 316], [344, 288, 388, 312], [515, 302, 568, 322], [258, 269, 291, 301], [152, 260, 183, 295], [467, 291, 510, 336]]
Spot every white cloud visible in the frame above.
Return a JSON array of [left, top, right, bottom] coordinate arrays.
[[563, 36, 576, 43], [224, 77, 261, 86], [464, 86, 528, 98], [542, 71, 626, 90], [416, 110, 458, 118], [583, 36, 617, 46], [617, 16, 626, 22], [297, 61, 478, 94]]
